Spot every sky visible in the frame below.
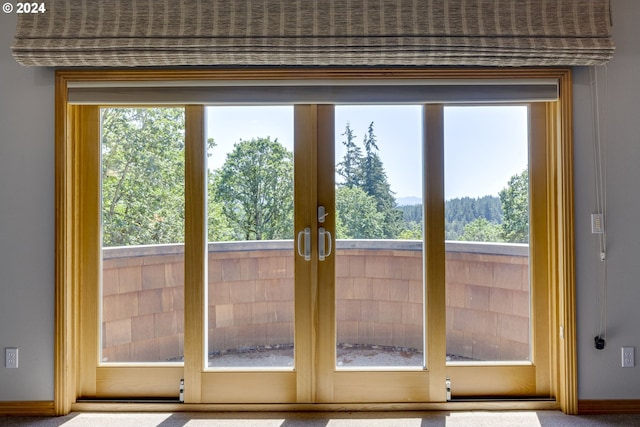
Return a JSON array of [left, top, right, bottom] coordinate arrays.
[[206, 105, 528, 201]]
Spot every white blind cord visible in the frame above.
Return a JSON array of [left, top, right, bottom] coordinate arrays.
[[590, 65, 608, 346]]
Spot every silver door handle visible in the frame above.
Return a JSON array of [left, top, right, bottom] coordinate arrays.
[[318, 227, 332, 261], [297, 227, 311, 261]]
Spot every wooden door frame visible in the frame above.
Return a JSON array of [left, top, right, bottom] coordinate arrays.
[[54, 68, 575, 414]]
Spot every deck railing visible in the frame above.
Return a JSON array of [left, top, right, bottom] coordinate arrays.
[[101, 240, 529, 362]]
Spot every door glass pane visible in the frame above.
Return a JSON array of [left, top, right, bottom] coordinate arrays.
[[444, 106, 530, 362], [206, 106, 295, 369], [334, 105, 424, 368], [100, 107, 185, 363]]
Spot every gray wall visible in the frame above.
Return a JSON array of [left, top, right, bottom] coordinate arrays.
[[575, 0, 640, 399], [0, 0, 639, 402], [0, 11, 55, 400]]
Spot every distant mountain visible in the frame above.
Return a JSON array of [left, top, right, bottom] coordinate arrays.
[[396, 196, 422, 206]]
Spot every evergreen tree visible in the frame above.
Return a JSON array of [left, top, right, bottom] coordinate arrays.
[[358, 122, 404, 238], [360, 122, 380, 196], [399, 204, 422, 223], [336, 123, 362, 188], [444, 196, 502, 241], [335, 121, 404, 239]]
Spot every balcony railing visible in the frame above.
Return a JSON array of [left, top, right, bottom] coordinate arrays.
[[101, 240, 529, 363]]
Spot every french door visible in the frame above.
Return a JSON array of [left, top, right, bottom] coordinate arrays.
[[77, 101, 549, 404], [295, 105, 441, 403], [201, 103, 441, 403]]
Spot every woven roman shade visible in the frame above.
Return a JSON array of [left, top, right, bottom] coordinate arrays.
[[12, 0, 614, 67]]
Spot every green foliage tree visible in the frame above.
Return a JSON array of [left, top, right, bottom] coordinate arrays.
[[101, 110, 529, 246], [212, 137, 294, 240], [460, 218, 503, 242], [398, 221, 423, 240], [101, 107, 186, 247], [500, 168, 529, 243], [205, 137, 236, 242], [207, 187, 236, 242], [335, 186, 385, 239]]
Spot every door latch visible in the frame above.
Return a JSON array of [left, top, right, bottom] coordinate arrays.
[[318, 206, 329, 223], [446, 377, 451, 401]]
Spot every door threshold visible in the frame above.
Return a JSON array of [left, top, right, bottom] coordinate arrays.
[[71, 400, 560, 413], [76, 397, 181, 404], [451, 397, 556, 402]]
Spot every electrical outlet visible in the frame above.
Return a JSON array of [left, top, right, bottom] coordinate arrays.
[[622, 347, 635, 368], [5, 348, 18, 369]]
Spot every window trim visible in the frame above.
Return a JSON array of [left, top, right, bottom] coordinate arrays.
[[54, 68, 575, 415]]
